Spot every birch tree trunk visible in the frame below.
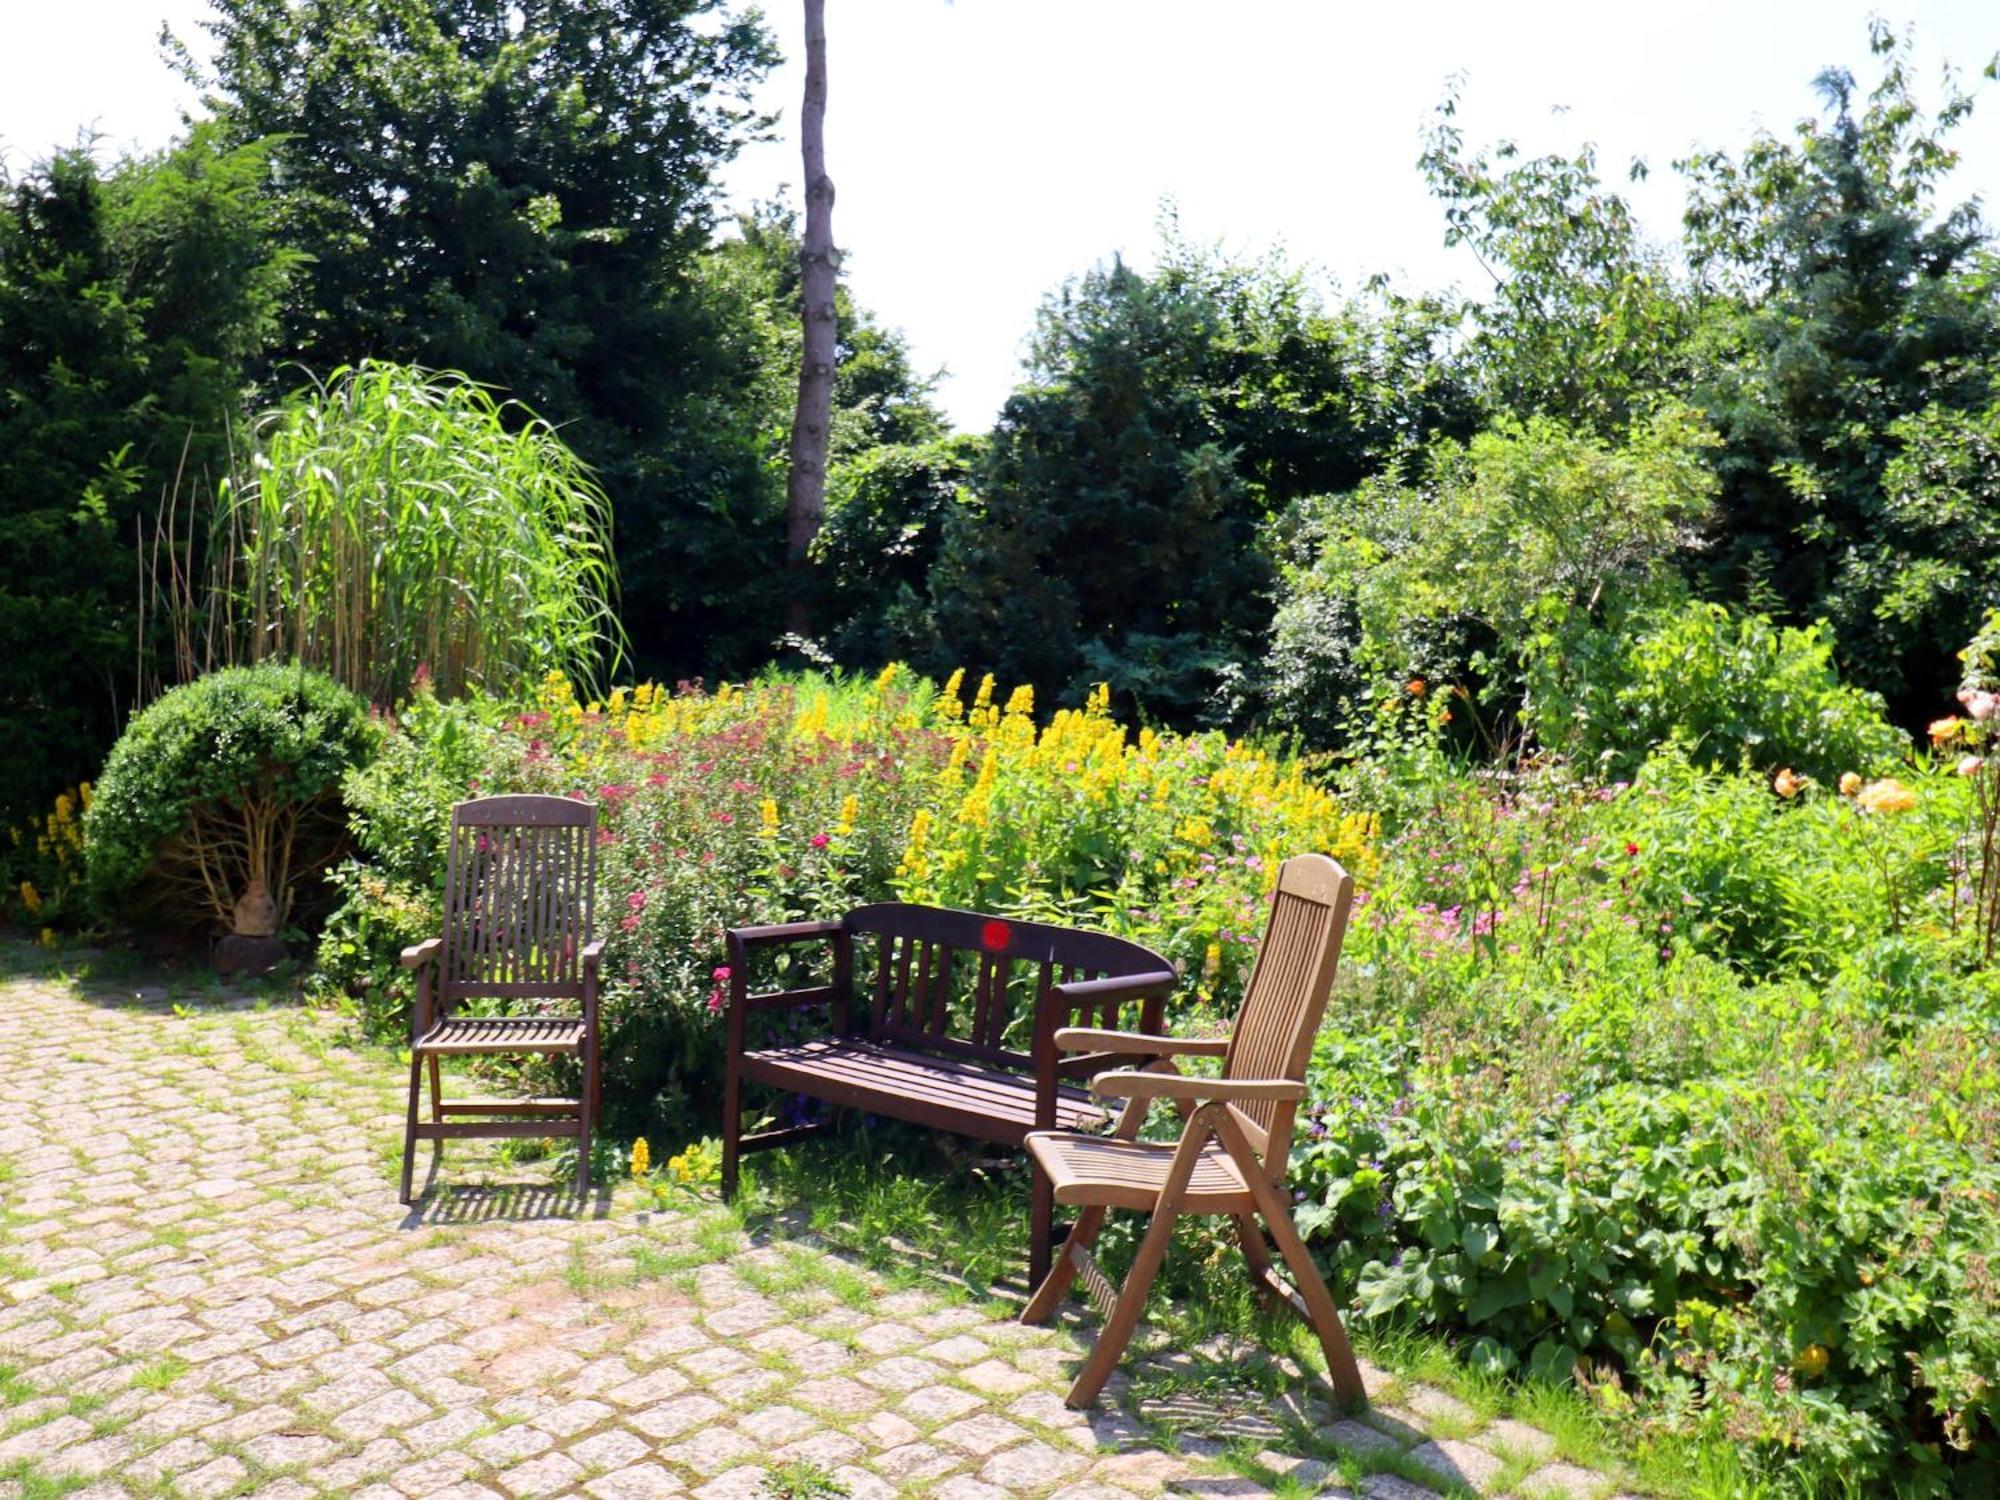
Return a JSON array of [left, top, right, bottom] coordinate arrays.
[[785, 0, 835, 635]]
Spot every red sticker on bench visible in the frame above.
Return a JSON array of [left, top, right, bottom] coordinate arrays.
[[981, 920, 1012, 953]]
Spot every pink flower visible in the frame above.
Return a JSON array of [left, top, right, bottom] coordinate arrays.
[[1958, 688, 1999, 721], [713, 965, 732, 982], [809, 832, 831, 849], [627, 890, 647, 911], [1959, 755, 1985, 777]]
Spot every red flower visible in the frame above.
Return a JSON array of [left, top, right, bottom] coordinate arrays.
[[809, 833, 830, 849], [1624, 841, 1640, 857], [627, 890, 647, 910]]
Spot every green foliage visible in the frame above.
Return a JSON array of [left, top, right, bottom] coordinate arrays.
[[1679, 22, 2000, 716], [184, 0, 781, 683], [84, 663, 375, 929], [221, 361, 623, 704], [695, 205, 959, 668], [1525, 598, 1907, 783], [1421, 81, 1694, 432], [1275, 406, 1716, 730], [812, 435, 980, 664], [1299, 752, 1998, 1488], [314, 685, 505, 1030], [0, 127, 295, 820], [936, 234, 1473, 726]]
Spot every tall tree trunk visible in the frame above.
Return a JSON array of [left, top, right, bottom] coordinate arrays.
[[785, 0, 835, 637]]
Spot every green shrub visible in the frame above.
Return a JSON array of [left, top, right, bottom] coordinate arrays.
[[313, 686, 506, 1031], [1300, 753, 1998, 1488], [1528, 598, 1907, 783], [84, 663, 375, 933]]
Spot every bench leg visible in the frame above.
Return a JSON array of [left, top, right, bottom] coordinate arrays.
[[721, 1050, 742, 1202]]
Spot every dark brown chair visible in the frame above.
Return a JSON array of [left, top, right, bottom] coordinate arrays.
[[1020, 853, 1365, 1409], [399, 795, 604, 1202]]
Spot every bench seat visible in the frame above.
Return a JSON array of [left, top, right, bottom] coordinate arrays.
[[741, 1038, 1107, 1145]]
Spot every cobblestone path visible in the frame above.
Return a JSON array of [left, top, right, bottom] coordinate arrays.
[[0, 953, 1636, 1499]]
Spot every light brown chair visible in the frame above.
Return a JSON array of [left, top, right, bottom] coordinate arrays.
[[399, 795, 604, 1203], [1019, 852, 1366, 1410]]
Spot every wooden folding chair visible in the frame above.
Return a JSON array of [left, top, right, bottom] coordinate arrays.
[[1020, 852, 1366, 1409], [399, 795, 604, 1203]]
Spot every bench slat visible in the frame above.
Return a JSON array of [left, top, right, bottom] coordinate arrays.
[[741, 1038, 1105, 1144]]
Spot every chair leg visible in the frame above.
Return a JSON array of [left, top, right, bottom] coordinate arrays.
[[1063, 1103, 1220, 1409], [427, 1056, 445, 1167], [576, 1042, 596, 1197], [1065, 1195, 1177, 1409], [1029, 1164, 1054, 1289], [400, 1052, 424, 1205], [1216, 1113, 1367, 1407], [1235, 1213, 1285, 1311], [1022, 1204, 1104, 1325]]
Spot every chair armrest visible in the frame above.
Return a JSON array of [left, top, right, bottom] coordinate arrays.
[[400, 938, 442, 969], [1053, 1027, 1229, 1058], [1050, 971, 1179, 1009], [580, 938, 606, 972], [1091, 1071, 1306, 1104]]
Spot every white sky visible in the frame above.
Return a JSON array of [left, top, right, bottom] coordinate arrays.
[[4, 1, 1996, 432]]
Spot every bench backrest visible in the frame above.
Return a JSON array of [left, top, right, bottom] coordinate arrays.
[[439, 794, 597, 1006], [845, 903, 1172, 1068]]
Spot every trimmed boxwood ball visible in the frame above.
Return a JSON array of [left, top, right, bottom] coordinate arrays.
[[85, 663, 377, 934]]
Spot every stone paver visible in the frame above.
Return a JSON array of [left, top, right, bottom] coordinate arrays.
[[0, 948, 1631, 1499]]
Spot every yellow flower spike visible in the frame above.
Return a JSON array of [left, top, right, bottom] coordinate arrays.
[[39, 928, 56, 948], [630, 1137, 651, 1178], [19, 881, 41, 915], [835, 795, 858, 836], [875, 661, 901, 692], [972, 674, 995, 714]]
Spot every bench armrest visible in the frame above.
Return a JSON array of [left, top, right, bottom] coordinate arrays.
[[1091, 1071, 1305, 1104], [1050, 970, 1179, 1009], [580, 938, 606, 971], [1053, 1027, 1228, 1058], [728, 919, 845, 948], [400, 937, 442, 969], [724, 919, 853, 1046]]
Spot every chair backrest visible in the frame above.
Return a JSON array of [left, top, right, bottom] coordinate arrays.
[[439, 795, 597, 1005], [1222, 853, 1355, 1178], [845, 903, 1175, 1066]]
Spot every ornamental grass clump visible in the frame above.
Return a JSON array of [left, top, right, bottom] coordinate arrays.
[[215, 360, 622, 706], [85, 663, 375, 934]]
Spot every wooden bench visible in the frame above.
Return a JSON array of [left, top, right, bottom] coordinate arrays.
[[720, 903, 1179, 1285]]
